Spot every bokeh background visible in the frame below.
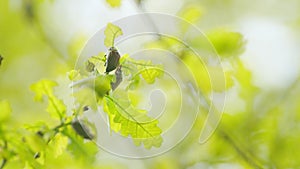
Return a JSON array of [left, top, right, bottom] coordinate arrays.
[[1, 0, 300, 168]]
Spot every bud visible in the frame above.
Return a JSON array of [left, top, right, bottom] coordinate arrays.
[[0, 55, 3, 66]]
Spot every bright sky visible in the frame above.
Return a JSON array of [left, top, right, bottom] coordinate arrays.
[[240, 17, 300, 90]]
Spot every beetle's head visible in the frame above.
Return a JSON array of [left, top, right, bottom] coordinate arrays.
[[109, 47, 117, 52]]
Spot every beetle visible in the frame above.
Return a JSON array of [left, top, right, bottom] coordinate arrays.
[[105, 47, 121, 74]]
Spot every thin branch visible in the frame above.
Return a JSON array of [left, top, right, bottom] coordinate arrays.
[[0, 159, 7, 169], [52, 122, 72, 132], [0, 141, 7, 169], [199, 87, 265, 168], [24, 1, 67, 60], [69, 76, 96, 88], [47, 122, 72, 144], [218, 130, 263, 169], [133, 0, 162, 39]]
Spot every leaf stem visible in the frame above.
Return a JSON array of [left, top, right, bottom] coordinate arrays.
[[69, 76, 96, 88], [47, 122, 72, 144]]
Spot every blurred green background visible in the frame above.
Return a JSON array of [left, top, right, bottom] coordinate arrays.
[[1, 0, 300, 168]]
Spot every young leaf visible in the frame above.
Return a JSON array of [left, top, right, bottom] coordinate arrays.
[[119, 54, 129, 65], [73, 88, 98, 111], [207, 29, 246, 58], [233, 61, 259, 99], [104, 23, 123, 47], [87, 52, 106, 73], [30, 80, 57, 102], [94, 75, 113, 98], [67, 70, 80, 80], [122, 57, 164, 87], [24, 161, 34, 169], [30, 80, 66, 120], [179, 5, 203, 24], [0, 100, 11, 122], [46, 97, 66, 120], [25, 133, 46, 153], [106, 0, 121, 8], [181, 51, 233, 93], [48, 133, 68, 158], [127, 75, 140, 90], [62, 126, 98, 163], [138, 66, 164, 84], [103, 96, 163, 149]]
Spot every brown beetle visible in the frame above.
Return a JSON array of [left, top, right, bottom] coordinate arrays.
[[105, 47, 121, 74]]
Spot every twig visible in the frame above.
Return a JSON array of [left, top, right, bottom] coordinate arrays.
[[0, 141, 7, 169], [24, 1, 67, 60], [47, 122, 72, 144], [218, 130, 263, 169], [200, 91, 265, 168], [69, 76, 96, 88], [0, 159, 7, 169]]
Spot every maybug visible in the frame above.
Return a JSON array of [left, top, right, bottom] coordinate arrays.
[[72, 119, 94, 140], [105, 47, 121, 74]]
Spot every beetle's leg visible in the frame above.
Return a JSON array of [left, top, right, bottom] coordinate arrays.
[[104, 54, 107, 66]]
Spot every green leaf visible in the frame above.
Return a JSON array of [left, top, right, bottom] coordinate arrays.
[[207, 29, 246, 58], [138, 66, 164, 84], [178, 5, 203, 32], [119, 54, 129, 64], [103, 96, 163, 149], [67, 70, 80, 80], [233, 61, 259, 99], [182, 51, 233, 93], [122, 57, 164, 86], [24, 161, 34, 169], [127, 75, 141, 90], [0, 100, 11, 122], [25, 133, 46, 152], [48, 133, 68, 158], [62, 127, 98, 163], [104, 23, 123, 47], [94, 75, 113, 98], [30, 80, 66, 120], [180, 6, 203, 23], [45, 96, 67, 120], [73, 88, 98, 111], [106, 0, 121, 7], [23, 122, 49, 137], [208, 66, 234, 92], [30, 80, 57, 102], [88, 52, 106, 73]]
